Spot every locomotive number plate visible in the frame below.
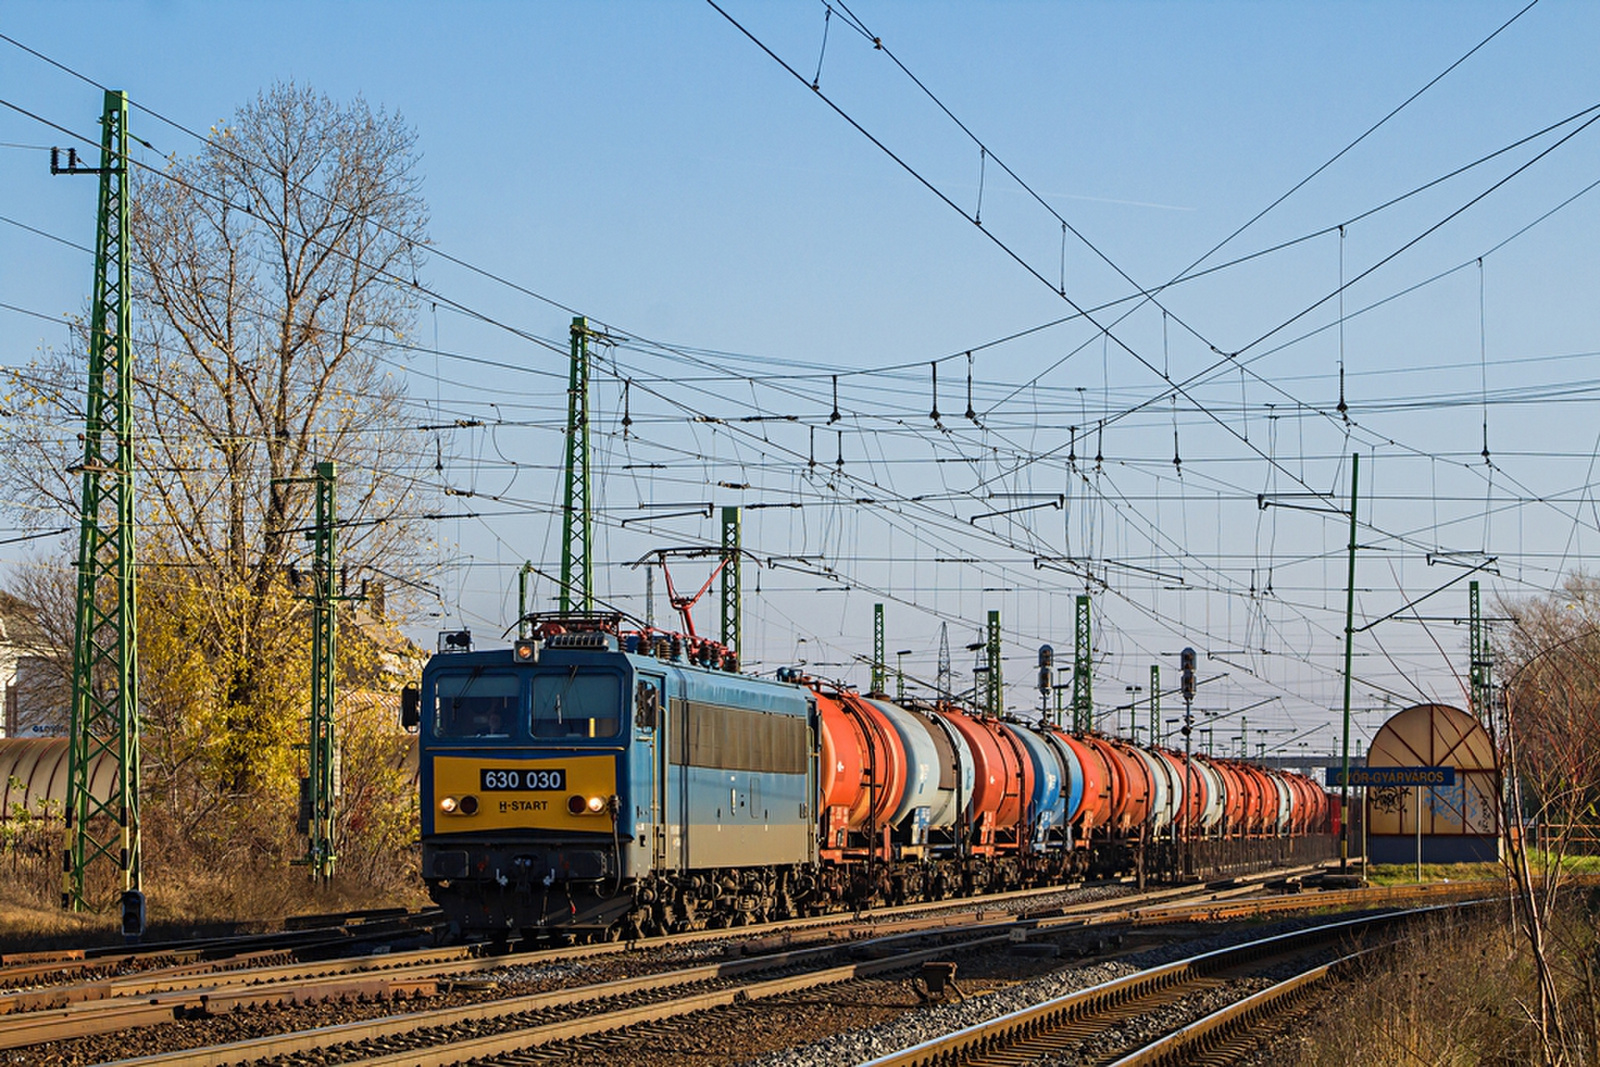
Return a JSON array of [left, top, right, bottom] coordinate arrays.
[[479, 768, 566, 791]]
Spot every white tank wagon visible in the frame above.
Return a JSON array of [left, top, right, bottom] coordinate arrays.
[[0, 738, 119, 822]]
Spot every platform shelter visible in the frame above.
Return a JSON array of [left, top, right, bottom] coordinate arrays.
[[1365, 703, 1500, 864]]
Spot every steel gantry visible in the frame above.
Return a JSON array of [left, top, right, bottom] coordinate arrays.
[[58, 90, 141, 914]]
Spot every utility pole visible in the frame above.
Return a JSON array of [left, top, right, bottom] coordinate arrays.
[[59, 91, 141, 919], [280, 462, 357, 884], [720, 506, 741, 665], [560, 317, 594, 614], [985, 610, 1003, 716], [871, 603, 886, 695], [1338, 452, 1360, 870], [1072, 595, 1093, 732]]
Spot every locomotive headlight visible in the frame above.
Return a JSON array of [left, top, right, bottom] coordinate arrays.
[[567, 794, 608, 815], [440, 795, 479, 816], [459, 795, 480, 815], [440, 796, 458, 813]]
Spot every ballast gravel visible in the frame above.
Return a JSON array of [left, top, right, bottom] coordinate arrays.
[[742, 960, 1142, 1067], [747, 913, 1369, 1067]]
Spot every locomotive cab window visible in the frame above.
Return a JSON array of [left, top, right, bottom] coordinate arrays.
[[433, 670, 520, 738], [533, 670, 621, 739]]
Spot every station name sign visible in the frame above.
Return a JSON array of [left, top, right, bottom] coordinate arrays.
[[1325, 765, 1456, 788]]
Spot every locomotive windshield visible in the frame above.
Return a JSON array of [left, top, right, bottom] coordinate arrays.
[[532, 669, 621, 739], [433, 670, 519, 738]]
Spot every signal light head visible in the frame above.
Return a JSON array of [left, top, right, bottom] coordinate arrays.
[[1179, 646, 1197, 700]]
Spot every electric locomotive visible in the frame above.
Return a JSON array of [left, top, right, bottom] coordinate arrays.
[[413, 615, 816, 940]]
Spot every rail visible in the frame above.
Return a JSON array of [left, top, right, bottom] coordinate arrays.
[[859, 901, 1484, 1067]]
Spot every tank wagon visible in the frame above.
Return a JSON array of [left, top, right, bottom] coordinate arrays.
[[413, 616, 1334, 941]]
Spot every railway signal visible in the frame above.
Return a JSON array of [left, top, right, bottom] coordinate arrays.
[[1037, 644, 1053, 720]]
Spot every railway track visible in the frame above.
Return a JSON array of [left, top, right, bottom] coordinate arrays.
[[0, 870, 1262, 1016], [0, 869, 1504, 1067], [860, 902, 1481, 1067], [0, 908, 442, 994], [78, 925, 1020, 1066], [1103, 946, 1366, 1067], [0, 873, 1293, 1065]]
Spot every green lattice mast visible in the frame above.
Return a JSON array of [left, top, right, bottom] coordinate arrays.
[[560, 317, 594, 614], [1149, 664, 1161, 746], [1469, 580, 1493, 722], [60, 90, 140, 912], [871, 603, 886, 695], [301, 463, 340, 881], [720, 506, 741, 664], [1072, 595, 1093, 732], [985, 610, 1002, 716]]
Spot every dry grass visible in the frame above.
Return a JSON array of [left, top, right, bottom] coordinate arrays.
[[0, 804, 430, 954], [1289, 897, 1600, 1066]]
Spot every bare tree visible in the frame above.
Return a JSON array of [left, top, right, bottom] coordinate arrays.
[[1498, 574, 1600, 1064], [2, 82, 431, 815], [125, 82, 431, 792]]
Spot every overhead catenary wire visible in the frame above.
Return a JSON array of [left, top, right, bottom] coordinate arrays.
[[2, 22, 1591, 726]]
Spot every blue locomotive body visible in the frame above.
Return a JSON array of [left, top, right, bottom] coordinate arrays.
[[418, 631, 815, 938]]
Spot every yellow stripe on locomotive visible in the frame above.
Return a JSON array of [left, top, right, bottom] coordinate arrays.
[[432, 754, 616, 832]]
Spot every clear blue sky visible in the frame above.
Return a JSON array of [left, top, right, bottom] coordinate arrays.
[[4, 1, 1598, 756]]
